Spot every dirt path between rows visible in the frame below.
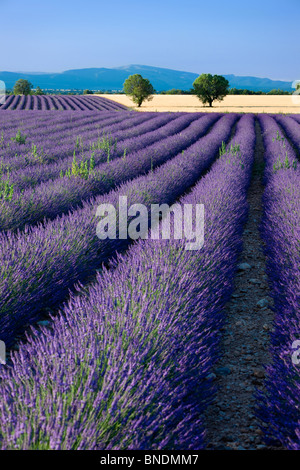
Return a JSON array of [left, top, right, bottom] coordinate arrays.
[[204, 119, 283, 450]]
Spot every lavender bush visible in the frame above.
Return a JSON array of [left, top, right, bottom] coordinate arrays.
[[0, 113, 238, 347], [0, 95, 127, 111], [4, 113, 191, 190], [0, 113, 219, 231], [256, 114, 300, 449], [0, 114, 255, 449]]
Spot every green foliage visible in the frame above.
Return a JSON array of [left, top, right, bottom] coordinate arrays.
[[90, 152, 95, 171], [0, 164, 14, 202], [219, 141, 241, 157], [89, 132, 117, 162], [267, 89, 291, 95], [272, 132, 298, 173], [123, 74, 155, 107], [193, 74, 229, 107], [83, 89, 94, 94], [75, 135, 83, 150], [228, 88, 259, 95], [228, 88, 291, 95], [218, 141, 244, 168], [229, 143, 241, 155], [272, 130, 285, 144], [219, 141, 227, 156], [34, 86, 44, 95], [160, 89, 192, 95], [62, 152, 96, 180], [31, 143, 45, 162], [273, 154, 297, 172], [11, 129, 27, 145], [13, 79, 33, 96]]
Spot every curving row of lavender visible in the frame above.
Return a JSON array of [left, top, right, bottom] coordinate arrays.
[[290, 114, 300, 125], [0, 113, 238, 348], [4, 113, 197, 190], [0, 114, 256, 450], [0, 113, 220, 231], [0, 109, 133, 135], [0, 95, 127, 111], [256, 115, 300, 449], [273, 114, 300, 154], [0, 111, 153, 170]]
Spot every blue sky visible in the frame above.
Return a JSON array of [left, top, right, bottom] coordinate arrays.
[[0, 0, 298, 80]]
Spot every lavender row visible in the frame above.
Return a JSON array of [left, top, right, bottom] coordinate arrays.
[[0, 95, 127, 111], [290, 114, 300, 125], [6, 113, 193, 191], [1, 109, 132, 140], [0, 111, 146, 169], [0, 108, 122, 134], [86, 95, 127, 111], [273, 115, 300, 155], [0, 111, 134, 167], [4, 112, 180, 188], [0, 113, 220, 231], [0, 113, 238, 347], [256, 114, 300, 449], [1, 112, 170, 175], [0, 110, 141, 160], [0, 114, 255, 449]]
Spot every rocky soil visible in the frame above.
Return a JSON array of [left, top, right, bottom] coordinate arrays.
[[204, 119, 283, 450]]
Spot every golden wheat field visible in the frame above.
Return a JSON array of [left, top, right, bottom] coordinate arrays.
[[96, 94, 300, 113]]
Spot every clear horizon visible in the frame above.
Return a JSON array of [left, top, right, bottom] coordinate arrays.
[[0, 0, 298, 82]]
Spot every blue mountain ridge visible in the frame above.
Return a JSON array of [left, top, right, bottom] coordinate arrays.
[[0, 64, 294, 92]]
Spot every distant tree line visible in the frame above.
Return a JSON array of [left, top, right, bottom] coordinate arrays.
[[160, 87, 292, 95], [228, 88, 292, 95], [160, 89, 192, 95], [7, 78, 294, 101]]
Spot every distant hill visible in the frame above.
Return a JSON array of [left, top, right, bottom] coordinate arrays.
[[0, 65, 294, 93]]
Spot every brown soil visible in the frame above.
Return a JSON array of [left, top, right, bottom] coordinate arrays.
[[204, 119, 283, 450]]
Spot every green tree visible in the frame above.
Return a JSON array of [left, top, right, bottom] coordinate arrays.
[[123, 74, 155, 107], [13, 79, 33, 96], [192, 74, 229, 107], [267, 88, 291, 95], [34, 86, 44, 95], [83, 89, 94, 94]]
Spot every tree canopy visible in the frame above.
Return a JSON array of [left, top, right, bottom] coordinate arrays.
[[34, 86, 44, 95], [123, 74, 155, 107], [192, 74, 229, 107], [13, 79, 33, 96]]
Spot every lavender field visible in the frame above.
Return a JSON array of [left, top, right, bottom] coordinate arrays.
[[0, 104, 299, 450], [0, 94, 127, 111]]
